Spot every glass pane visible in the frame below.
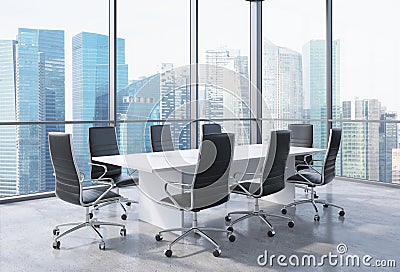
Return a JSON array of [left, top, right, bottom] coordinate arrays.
[[333, 0, 400, 121], [116, 0, 190, 150], [262, 0, 329, 148], [116, 0, 190, 123], [0, 0, 108, 197], [198, 0, 250, 144], [333, 0, 400, 184], [334, 121, 400, 184]]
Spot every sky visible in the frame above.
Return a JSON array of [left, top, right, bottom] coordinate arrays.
[[0, 0, 399, 118]]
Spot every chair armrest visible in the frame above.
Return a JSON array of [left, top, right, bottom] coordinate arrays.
[[232, 172, 262, 182], [88, 162, 108, 180], [163, 182, 190, 210], [80, 177, 117, 206]]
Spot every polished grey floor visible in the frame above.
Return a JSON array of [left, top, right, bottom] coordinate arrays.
[[1, 179, 399, 272]]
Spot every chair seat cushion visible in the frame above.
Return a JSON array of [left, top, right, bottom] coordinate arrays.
[[109, 174, 138, 188], [288, 172, 322, 186], [82, 186, 121, 204], [160, 193, 228, 212]]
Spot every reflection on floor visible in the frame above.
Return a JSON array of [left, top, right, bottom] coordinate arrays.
[[1, 179, 399, 272]]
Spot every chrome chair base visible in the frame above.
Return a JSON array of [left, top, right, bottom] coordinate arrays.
[[52, 207, 126, 250], [282, 187, 345, 221], [226, 198, 294, 236], [155, 213, 235, 257]]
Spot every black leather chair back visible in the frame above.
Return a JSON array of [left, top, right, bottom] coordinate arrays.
[[260, 130, 291, 196], [48, 133, 81, 206], [288, 124, 313, 147], [191, 133, 234, 210], [150, 124, 175, 152], [89, 126, 121, 179], [202, 123, 222, 135], [322, 128, 342, 185]]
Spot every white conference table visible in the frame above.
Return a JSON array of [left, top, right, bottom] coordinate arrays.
[[93, 144, 324, 230]]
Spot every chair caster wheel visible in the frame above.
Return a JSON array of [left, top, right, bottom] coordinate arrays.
[[52, 240, 60, 249], [121, 214, 127, 220], [323, 204, 329, 208], [281, 208, 287, 215], [339, 210, 345, 216], [288, 221, 295, 228], [126, 202, 131, 206], [228, 234, 236, 242], [155, 234, 163, 241], [120, 228, 126, 237], [164, 249, 172, 257], [213, 249, 221, 257], [314, 214, 320, 221], [225, 215, 231, 222], [99, 242, 105, 250], [89, 212, 93, 219], [53, 228, 60, 236], [267, 230, 275, 237], [227, 226, 233, 232]]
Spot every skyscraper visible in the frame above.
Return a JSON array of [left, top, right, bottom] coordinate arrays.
[[160, 63, 190, 150], [0, 40, 18, 196], [341, 98, 381, 181], [303, 40, 340, 149], [118, 74, 160, 154], [203, 47, 250, 145], [72, 32, 128, 172], [379, 111, 398, 183], [263, 39, 303, 132], [16, 28, 65, 194]]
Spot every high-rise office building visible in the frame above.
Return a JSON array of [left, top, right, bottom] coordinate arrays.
[[16, 28, 65, 194], [303, 40, 340, 149], [72, 32, 128, 172], [118, 74, 160, 154], [379, 111, 398, 183], [263, 39, 303, 133], [160, 63, 190, 149], [0, 40, 18, 196], [203, 48, 249, 145], [341, 99, 381, 181]]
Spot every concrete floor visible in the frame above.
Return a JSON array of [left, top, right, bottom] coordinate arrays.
[[1, 179, 399, 272]]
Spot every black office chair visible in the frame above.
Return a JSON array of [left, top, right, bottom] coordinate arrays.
[[89, 126, 138, 220], [150, 124, 175, 152], [48, 132, 126, 250], [288, 124, 317, 197], [288, 124, 313, 169], [155, 133, 235, 257], [202, 123, 222, 135], [282, 128, 345, 221], [225, 130, 294, 237]]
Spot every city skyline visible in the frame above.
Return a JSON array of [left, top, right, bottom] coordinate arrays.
[[0, 27, 399, 197]]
